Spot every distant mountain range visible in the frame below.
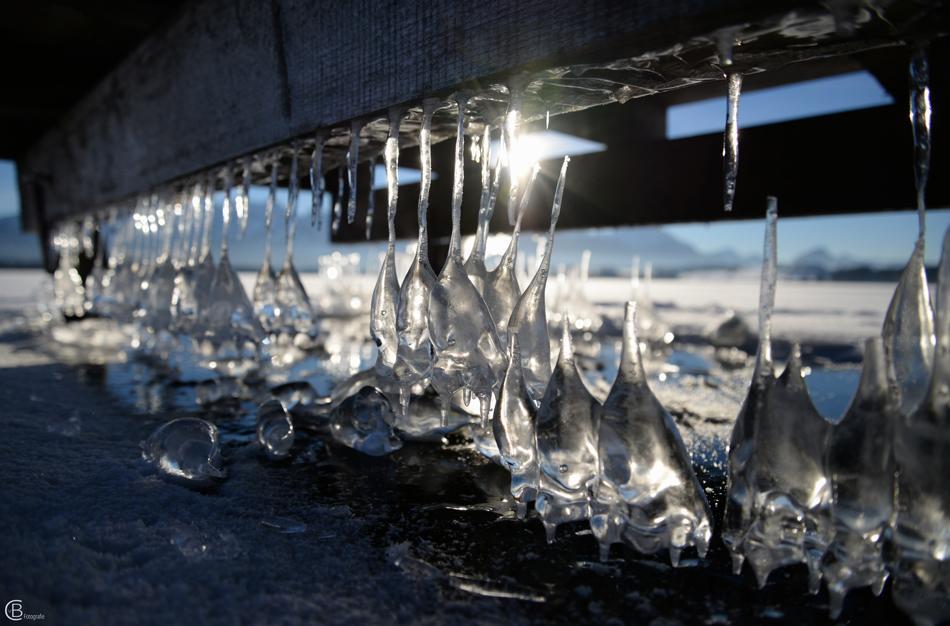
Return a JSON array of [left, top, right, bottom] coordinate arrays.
[[0, 209, 916, 281]]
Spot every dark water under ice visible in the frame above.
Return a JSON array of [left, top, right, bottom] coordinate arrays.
[[0, 312, 911, 626]]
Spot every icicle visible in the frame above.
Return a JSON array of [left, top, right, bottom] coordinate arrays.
[[332, 168, 344, 235], [219, 166, 233, 259], [492, 333, 540, 518], [365, 157, 377, 240], [822, 338, 898, 618], [545, 110, 550, 130], [427, 94, 507, 428], [347, 120, 362, 224], [275, 144, 312, 336], [507, 157, 570, 399], [535, 315, 599, 543], [370, 108, 403, 376], [482, 163, 540, 347], [891, 226, 950, 626], [591, 302, 713, 564], [910, 46, 931, 236], [254, 159, 279, 332], [393, 99, 440, 414], [464, 126, 504, 291], [200, 174, 215, 263], [237, 156, 251, 239], [310, 131, 326, 228], [505, 83, 524, 225], [723, 72, 742, 212]]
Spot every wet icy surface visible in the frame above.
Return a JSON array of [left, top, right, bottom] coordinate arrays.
[[0, 305, 911, 626]]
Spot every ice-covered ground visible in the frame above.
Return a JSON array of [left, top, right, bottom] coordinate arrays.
[[0, 268, 908, 625]]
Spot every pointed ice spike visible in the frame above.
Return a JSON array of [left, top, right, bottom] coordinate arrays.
[[723, 72, 742, 212], [238, 156, 251, 239], [508, 157, 570, 399], [891, 226, 950, 626], [505, 84, 523, 225], [393, 100, 440, 403], [311, 131, 326, 228], [883, 235, 934, 414], [593, 302, 713, 564], [254, 159, 280, 331], [723, 196, 778, 572], [463, 124, 499, 292], [910, 47, 931, 234], [427, 95, 507, 417], [822, 337, 898, 617], [347, 120, 361, 224], [370, 108, 403, 375], [332, 167, 344, 235], [482, 163, 540, 345], [365, 156, 377, 239], [535, 315, 599, 542]]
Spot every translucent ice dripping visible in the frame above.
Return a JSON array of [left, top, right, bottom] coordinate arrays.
[[492, 334, 539, 518], [821, 338, 898, 618], [891, 226, 950, 626], [592, 301, 712, 566], [237, 155, 251, 239], [310, 131, 326, 228], [393, 99, 439, 416], [463, 124, 503, 292], [253, 158, 279, 332], [720, 37, 741, 212], [508, 157, 570, 400], [347, 120, 362, 224], [535, 316, 600, 543], [365, 155, 377, 240], [370, 108, 403, 376], [428, 95, 507, 427], [505, 84, 523, 225], [275, 145, 313, 336], [482, 162, 540, 347], [910, 47, 931, 234]]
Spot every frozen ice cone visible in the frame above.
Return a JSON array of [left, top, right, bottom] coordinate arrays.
[[883, 235, 935, 415], [492, 334, 540, 513], [723, 198, 778, 572], [892, 226, 950, 626], [509, 158, 568, 400], [821, 338, 897, 616], [535, 315, 599, 542], [252, 256, 278, 332], [593, 302, 713, 565]]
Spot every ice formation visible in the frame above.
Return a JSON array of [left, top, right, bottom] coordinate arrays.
[[330, 387, 403, 456], [535, 317, 600, 542], [591, 301, 712, 566], [821, 337, 898, 617], [256, 399, 296, 461], [141, 417, 226, 488], [722, 198, 833, 591]]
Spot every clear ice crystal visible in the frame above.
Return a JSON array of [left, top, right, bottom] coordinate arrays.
[[310, 131, 326, 228], [463, 124, 503, 293], [821, 337, 898, 618], [393, 100, 439, 414], [370, 109, 402, 376], [330, 387, 403, 456], [723, 198, 833, 591], [427, 95, 507, 428], [347, 120, 361, 224], [141, 417, 226, 488], [256, 399, 295, 461], [723, 71, 742, 212], [591, 302, 712, 566], [254, 159, 280, 331], [535, 316, 600, 543], [275, 146, 313, 336], [482, 163, 540, 347], [508, 157, 569, 400], [492, 334, 540, 518], [891, 226, 950, 626]]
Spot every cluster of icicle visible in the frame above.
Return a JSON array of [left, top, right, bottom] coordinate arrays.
[[723, 49, 947, 625]]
